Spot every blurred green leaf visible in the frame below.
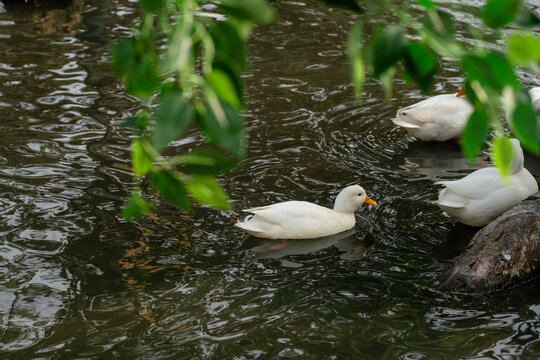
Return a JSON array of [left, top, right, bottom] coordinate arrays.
[[164, 19, 194, 74], [507, 32, 540, 65], [417, 0, 435, 10], [462, 52, 519, 92], [219, 0, 274, 23], [186, 175, 231, 209], [122, 113, 148, 131], [130, 56, 161, 99], [368, 25, 407, 78], [460, 110, 489, 161], [112, 35, 160, 100], [506, 88, 540, 153], [140, 0, 165, 13], [123, 192, 151, 220], [379, 66, 396, 99], [111, 38, 136, 77], [196, 97, 244, 157], [213, 61, 244, 106], [151, 91, 193, 151], [492, 136, 513, 180], [482, 0, 520, 28], [319, 0, 363, 12], [210, 21, 247, 72], [182, 148, 239, 175], [132, 140, 153, 176], [403, 42, 438, 92], [206, 69, 242, 109], [514, 3, 540, 27], [422, 9, 454, 41], [347, 22, 364, 100], [151, 170, 192, 210]]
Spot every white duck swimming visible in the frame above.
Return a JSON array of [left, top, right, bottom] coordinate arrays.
[[436, 138, 538, 227], [235, 185, 377, 239], [394, 89, 473, 141]]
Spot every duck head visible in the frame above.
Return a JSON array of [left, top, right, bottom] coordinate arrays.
[[333, 185, 377, 213]]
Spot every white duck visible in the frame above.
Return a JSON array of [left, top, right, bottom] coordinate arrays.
[[436, 138, 538, 227], [235, 185, 377, 239], [394, 89, 473, 141]]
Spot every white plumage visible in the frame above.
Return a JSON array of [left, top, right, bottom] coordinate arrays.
[[235, 185, 377, 239], [436, 138, 538, 227], [394, 92, 473, 141]]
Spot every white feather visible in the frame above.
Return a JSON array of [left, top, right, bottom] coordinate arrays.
[[394, 93, 473, 141], [436, 139, 538, 226]]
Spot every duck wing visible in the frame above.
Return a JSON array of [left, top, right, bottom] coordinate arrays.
[[436, 167, 505, 201], [242, 201, 329, 224]]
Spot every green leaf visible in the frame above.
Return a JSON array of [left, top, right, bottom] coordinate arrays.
[[319, 0, 363, 12], [507, 32, 540, 65], [506, 88, 540, 154], [462, 52, 519, 92], [210, 21, 246, 72], [111, 38, 136, 77], [151, 91, 193, 151], [368, 25, 407, 78], [151, 170, 192, 210], [182, 148, 239, 175], [219, 0, 274, 23], [422, 9, 454, 41], [482, 0, 520, 28], [514, 3, 540, 27], [347, 22, 365, 100], [186, 175, 231, 209], [403, 42, 438, 92], [206, 69, 242, 109], [140, 0, 165, 13], [132, 140, 153, 176], [492, 136, 514, 180], [379, 66, 396, 99], [121, 113, 148, 131], [195, 97, 245, 157], [163, 19, 194, 74], [123, 192, 151, 220], [112, 36, 160, 100], [213, 61, 244, 106], [460, 110, 489, 161], [129, 55, 161, 99], [417, 0, 435, 10]]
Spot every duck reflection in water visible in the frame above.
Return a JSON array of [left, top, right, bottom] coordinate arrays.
[[238, 228, 375, 260], [399, 141, 488, 182]]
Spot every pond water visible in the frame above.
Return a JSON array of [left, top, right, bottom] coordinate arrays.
[[1, 0, 540, 358]]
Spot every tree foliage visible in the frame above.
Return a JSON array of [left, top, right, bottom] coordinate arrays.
[[112, 0, 273, 219], [114, 0, 540, 219], [346, 0, 540, 176]]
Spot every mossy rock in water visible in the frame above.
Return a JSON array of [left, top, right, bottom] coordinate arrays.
[[440, 192, 540, 293]]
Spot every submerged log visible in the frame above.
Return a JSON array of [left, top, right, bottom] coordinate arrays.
[[440, 192, 540, 293]]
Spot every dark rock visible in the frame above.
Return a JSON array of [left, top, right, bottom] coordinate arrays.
[[440, 192, 540, 293]]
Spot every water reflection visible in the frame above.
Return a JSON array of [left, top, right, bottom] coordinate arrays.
[[239, 228, 375, 261], [399, 141, 489, 182], [0, 0, 539, 358], [2, 0, 82, 35]]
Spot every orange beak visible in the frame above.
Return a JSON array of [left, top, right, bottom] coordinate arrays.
[[456, 88, 465, 97], [364, 196, 377, 206]]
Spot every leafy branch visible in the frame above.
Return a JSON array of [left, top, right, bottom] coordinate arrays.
[[111, 0, 273, 219], [346, 0, 540, 175]]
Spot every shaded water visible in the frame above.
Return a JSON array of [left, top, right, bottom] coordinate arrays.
[[0, 0, 540, 358]]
